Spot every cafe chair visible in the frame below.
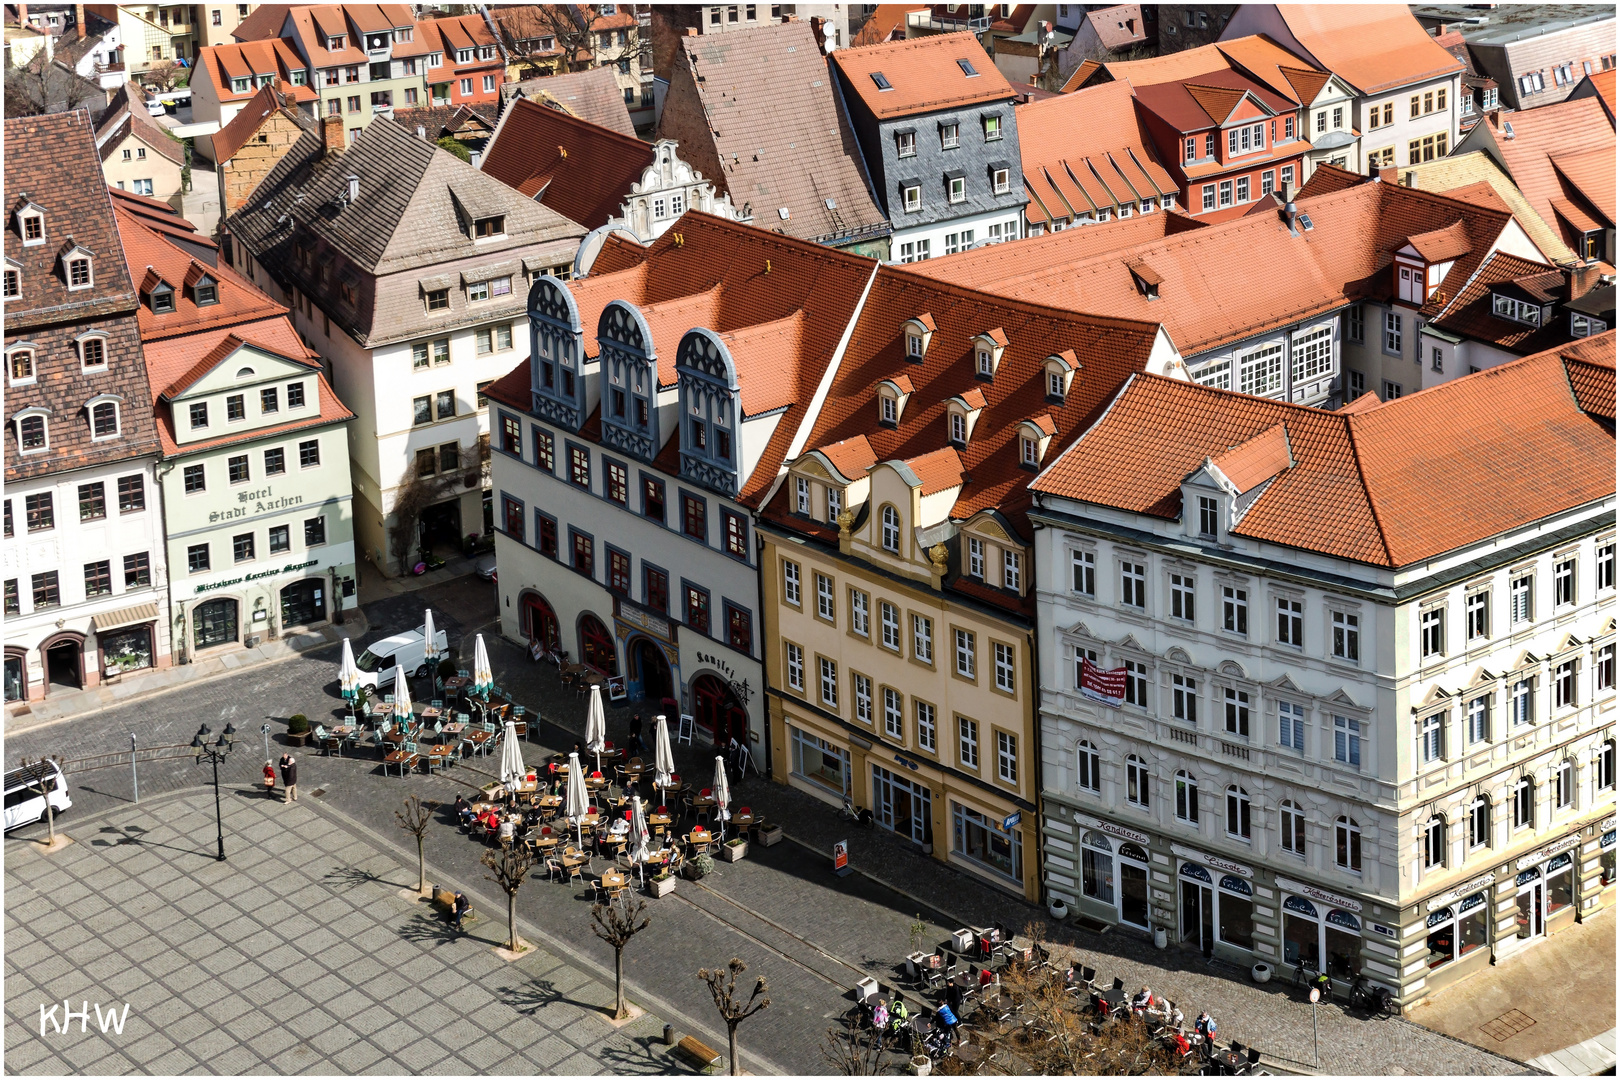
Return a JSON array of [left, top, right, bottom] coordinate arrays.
[[1112, 977, 1125, 992], [469, 819, 490, 841], [430, 699, 443, 710], [1246, 1049, 1262, 1070]]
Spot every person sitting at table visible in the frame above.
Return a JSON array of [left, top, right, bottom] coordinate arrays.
[[454, 796, 475, 830], [608, 811, 630, 836], [497, 818, 515, 844], [1132, 986, 1154, 1015], [479, 808, 501, 834], [1168, 1028, 1193, 1058]]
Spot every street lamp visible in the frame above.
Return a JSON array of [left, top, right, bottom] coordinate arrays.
[[191, 722, 237, 861], [260, 723, 271, 763]]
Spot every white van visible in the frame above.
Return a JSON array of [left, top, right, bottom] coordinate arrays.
[[3, 760, 71, 832], [353, 625, 450, 692]]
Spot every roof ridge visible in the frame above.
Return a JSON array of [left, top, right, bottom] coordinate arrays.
[[1337, 405, 1397, 566], [879, 262, 1163, 337]]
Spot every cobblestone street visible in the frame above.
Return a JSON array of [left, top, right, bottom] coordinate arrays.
[[3, 574, 1540, 1074]]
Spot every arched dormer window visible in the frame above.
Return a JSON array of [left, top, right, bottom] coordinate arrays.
[[598, 299, 659, 462], [1044, 349, 1079, 402], [1017, 415, 1056, 469], [972, 328, 1006, 380], [945, 389, 985, 446], [528, 274, 586, 432], [880, 504, 902, 553], [902, 313, 935, 362], [876, 375, 912, 427], [676, 327, 741, 497]]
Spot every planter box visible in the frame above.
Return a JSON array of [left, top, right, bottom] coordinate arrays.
[[718, 840, 747, 862], [682, 863, 706, 881], [756, 824, 783, 847], [285, 731, 309, 747], [647, 875, 676, 898]]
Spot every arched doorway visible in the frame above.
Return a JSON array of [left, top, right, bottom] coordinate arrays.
[[578, 613, 617, 676], [522, 592, 560, 650], [280, 578, 326, 628], [194, 598, 240, 650], [691, 673, 746, 748], [42, 635, 84, 693], [630, 638, 672, 702]]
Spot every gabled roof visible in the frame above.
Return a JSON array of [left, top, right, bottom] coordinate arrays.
[[662, 21, 888, 246], [1033, 334, 1616, 568], [851, 4, 922, 47], [231, 4, 293, 41], [115, 204, 286, 341], [1209, 422, 1291, 493], [1065, 34, 1332, 107], [483, 211, 878, 508], [211, 81, 317, 166], [95, 82, 186, 166], [394, 102, 497, 140], [229, 116, 583, 278], [1429, 250, 1593, 355], [480, 98, 654, 229], [1569, 68, 1616, 125], [914, 173, 1515, 356], [501, 66, 637, 138], [1131, 67, 1294, 132], [832, 30, 1015, 119], [1477, 98, 1616, 249], [1017, 80, 1179, 225], [195, 38, 316, 106], [1404, 220, 1471, 262], [1394, 151, 1578, 265], [1260, 5, 1464, 95]]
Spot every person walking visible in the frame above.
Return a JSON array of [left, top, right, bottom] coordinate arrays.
[[627, 713, 646, 759], [262, 761, 277, 798], [278, 752, 298, 802]]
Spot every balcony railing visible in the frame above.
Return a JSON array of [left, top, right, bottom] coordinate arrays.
[[907, 11, 991, 33]]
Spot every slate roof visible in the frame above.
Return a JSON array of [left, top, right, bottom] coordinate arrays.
[[1032, 334, 1616, 568], [229, 116, 583, 278], [480, 97, 653, 229], [501, 66, 637, 138], [662, 21, 888, 246], [482, 211, 879, 508], [1261, 4, 1464, 95], [94, 82, 186, 166], [1017, 80, 1180, 226], [914, 171, 1515, 357], [832, 30, 1015, 120]]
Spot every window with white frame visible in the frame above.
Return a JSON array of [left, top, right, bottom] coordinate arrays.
[[1120, 561, 1146, 609], [1076, 741, 1100, 792], [1277, 700, 1305, 752], [959, 716, 978, 768], [912, 615, 933, 663], [1420, 605, 1445, 659], [1125, 755, 1150, 808], [1280, 800, 1305, 855], [1224, 688, 1251, 737], [1384, 311, 1402, 353], [1596, 740, 1614, 792], [825, 486, 842, 524], [785, 642, 804, 690], [1237, 341, 1284, 397], [1419, 712, 1445, 764], [820, 656, 838, 707], [1554, 556, 1576, 607], [1198, 496, 1218, 538], [1073, 645, 1097, 688], [1511, 677, 1534, 726], [1465, 589, 1489, 641], [1510, 572, 1533, 623], [1175, 770, 1199, 824], [1423, 816, 1446, 868], [1172, 674, 1197, 724], [1123, 659, 1148, 707], [1335, 816, 1361, 871], [880, 601, 900, 650], [1276, 597, 1303, 647], [1002, 550, 1021, 592], [997, 730, 1016, 784], [1170, 573, 1195, 621], [954, 629, 975, 678], [1512, 776, 1533, 830], [1291, 323, 1333, 384], [1555, 658, 1577, 709], [794, 475, 809, 514], [1466, 696, 1490, 744], [968, 537, 985, 578], [916, 701, 936, 752], [1333, 715, 1361, 767], [1072, 550, 1095, 595], [854, 673, 872, 724], [1468, 796, 1490, 848], [851, 589, 870, 637], [1556, 758, 1574, 809], [815, 572, 835, 621], [1331, 610, 1359, 661], [1226, 786, 1251, 840], [783, 559, 800, 605], [884, 687, 903, 738], [994, 642, 1015, 693], [1598, 643, 1615, 693], [1223, 586, 1248, 635], [1598, 540, 1615, 592], [881, 505, 901, 552]]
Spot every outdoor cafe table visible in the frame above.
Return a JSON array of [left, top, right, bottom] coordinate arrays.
[[648, 812, 672, 827], [470, 802, 501, 814], [511, 780, 540, 797], [383, 750, 419, 776], [597, 869, 629, 900], [733, 811, 758, 830], [584, 776, 609, 793], [685, 830, 714, 852], [463, 729, 494, 755], [1096, 987, 1126, 1015], [443, 676, 470, 692], [692, 796, 716, 813], [1209, 1049, 1246, 1076], [420, 706, 441, 721], [531, 833, 560, 852], [442, 722, 466, 736], [423, 744, 455, 770]]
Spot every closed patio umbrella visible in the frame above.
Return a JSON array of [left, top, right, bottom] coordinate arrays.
[[653, 714, 674, 793], [565, 751, 589, 848], [391, 665, 412, 720], [422, 608, 439, 697], [629, 795, 651, 885], [499, 720, 524, 792], [338, 638, 360, 701], [472, 633, 493, 697], [586, 684, 606, 772], [712, 755, 731, 842]]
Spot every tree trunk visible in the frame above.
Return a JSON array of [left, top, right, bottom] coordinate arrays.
[[614, 947, 627, 1019], [416, 837, 426, 893], [728, 1023, 739, 1077], [507, 893, 518, 951], [44, 800, 54, 844]]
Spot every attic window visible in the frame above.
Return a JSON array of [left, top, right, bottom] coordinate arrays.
[[65, 255, 92, 290], [474, 215, 506, 239], [906, 332, 924, 359], [957, 58, 978, 77], [193, 276, 218, 306], [18, 211, 44, 246], [871, 71, 892, 91], [3, 267, 19, 299], [1298, 213, 1314, 231], [328, 34, 345, 50], [1493, 294, 1543, 327], [150, 283, 175, 313], [1020, 434, 1039, 466]]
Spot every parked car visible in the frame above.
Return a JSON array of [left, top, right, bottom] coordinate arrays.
[[144, 97, 165, 116], [3, 760, 71, 832], [475, 553, 497, 581], [353, 625, 450, 691]]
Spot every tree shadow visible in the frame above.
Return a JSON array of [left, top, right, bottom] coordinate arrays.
[[322, 865, 387, 892], [492, 973, 607, 1017], [396, 910, 476, 950], [85, 823, 210, 859], [596, 1035, 688, 1076]]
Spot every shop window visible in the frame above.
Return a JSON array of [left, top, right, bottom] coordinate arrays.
[[1081, 830, 1114, 904], [1217, 875, 1254, 951], [790, 726, 848, 796], [953, 802, 1021, 881]]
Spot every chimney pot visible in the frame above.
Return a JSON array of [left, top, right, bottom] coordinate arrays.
[[321, 113, 345, 155], [685, 26, 697, 36]]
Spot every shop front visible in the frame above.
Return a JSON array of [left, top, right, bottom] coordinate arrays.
[[1173, 846, 1257, 962], [1512, 835, 1581, 945], [1074, 814, 1155, 933], [178, 543, 354, 660], [1276, 877, 1366, 982], [92, 603, 161, 678]]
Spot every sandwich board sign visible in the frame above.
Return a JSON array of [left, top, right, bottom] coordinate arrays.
[[833, 840, 851, 876]]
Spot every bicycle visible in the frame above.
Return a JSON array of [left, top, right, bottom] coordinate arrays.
[[1348, 975, 1396, 1017], [838, 799, 874, 829], [1291, 963, 1333, 1000]]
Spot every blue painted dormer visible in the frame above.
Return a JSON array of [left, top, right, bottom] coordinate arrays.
[[528, 275, 586, 432], [676, 328, 740, 497], [597, 300, 659, 462]]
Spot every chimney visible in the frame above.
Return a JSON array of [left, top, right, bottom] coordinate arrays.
[[322, 113, 345, 155], [1378, 165, 1398, 185], [74, 3, 84, 40], [1278, 183, 1297, 231], [685, 26, 696, 36], [1565, 259, 1598, 303]]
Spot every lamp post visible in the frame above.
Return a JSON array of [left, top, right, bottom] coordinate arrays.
[[191, 722, 237, 861], [260, 723, 271, 763]]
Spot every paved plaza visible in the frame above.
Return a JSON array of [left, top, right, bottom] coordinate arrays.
[[1, 573, 1572, 1075], [4, 791, 675, 1076]]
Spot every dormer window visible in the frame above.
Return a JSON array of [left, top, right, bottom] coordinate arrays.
[[1493, 293, 1544, 327], [795, 475, 810, 514], [1045, 350, 1082, 402], [1127, 259, 1162, 300], [947, 391, 985, 447], [328, 34, 345, 50], [1017, 417, 1055, 468], [876, 375, 912, 427], [232, 77, 250, 92], [1020, 434, 1038, 465], [474, 215, 506, 239], [150, 283, 175, 313], [901, 315, 934, 361], [89, 398, 120, 440], [880, 395, 897, 424], [65, 253, 92, 290], [906, 332, 924, 358], [8, 345, 37, 385], [16, 204, 45, 247], [826, 485, 843, 525], [972, 329, 1006, 380], [949, 412, 967, 444], [191, 273, 218, 306]]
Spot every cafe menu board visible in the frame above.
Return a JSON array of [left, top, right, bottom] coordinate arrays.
[[833, 840, 849, 874]]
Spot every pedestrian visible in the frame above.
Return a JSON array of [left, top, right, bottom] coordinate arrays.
[[278, 752, 298, 802], [262, 761, 276, 798], [449, 891, 470, 930], [1195, 1010, 1218, 1059], [627, 713, 645, 758]]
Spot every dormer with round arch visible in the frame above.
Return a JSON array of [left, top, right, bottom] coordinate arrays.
[[972, 328, 1007, 381], [958, 509, 1029, 596], [944, 388, 986, 447], [876, 374, 913, 427], [1044, 349, 1080, 403], [597, 298, 659, 461], [902, 313, 935, 362], [528, 273, 586, 432], [676, 327, 742, 497], [1017, 414, 1056, 469]]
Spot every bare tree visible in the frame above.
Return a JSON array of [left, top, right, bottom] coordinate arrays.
[[819, 1013, 889, 1076], [493, 4, 638, 78], [590, 897, 651, 1020], [698, 957, 771, 1077], [388, 467, 467, 576], [17, 757, 65, 846], [140, 60, 188, 92], [481, 843, 536, 952], [4, 62, 96, 118], [395, 794, 436, 894]]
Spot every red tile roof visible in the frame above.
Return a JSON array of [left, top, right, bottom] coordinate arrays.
[[1017, 80, 1180, 225], [1066, 35, 1332, 107], [1131, 67, 1296, 132], [1572, 68, 1615, 124], [480, 97, 653, 229], [809, 433, 879, 481], [1209, 421, 1292, 492], [114, 205, 288, 341], [903, 445, 966, 495], [909, 176, 1515, 356], [1405, 219, 1471, 262], [1266, 4, 1464, 95], [910, 209, 1204, 289], [833, 31, 1015, 119], [1429, 251, 1575, 355], [851, 4, 923, 47], [1479, 98, 1616, 252], [210, 82, 314, 165], [196, 38, 316, 106], [1033, 334, 1616, 567]]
